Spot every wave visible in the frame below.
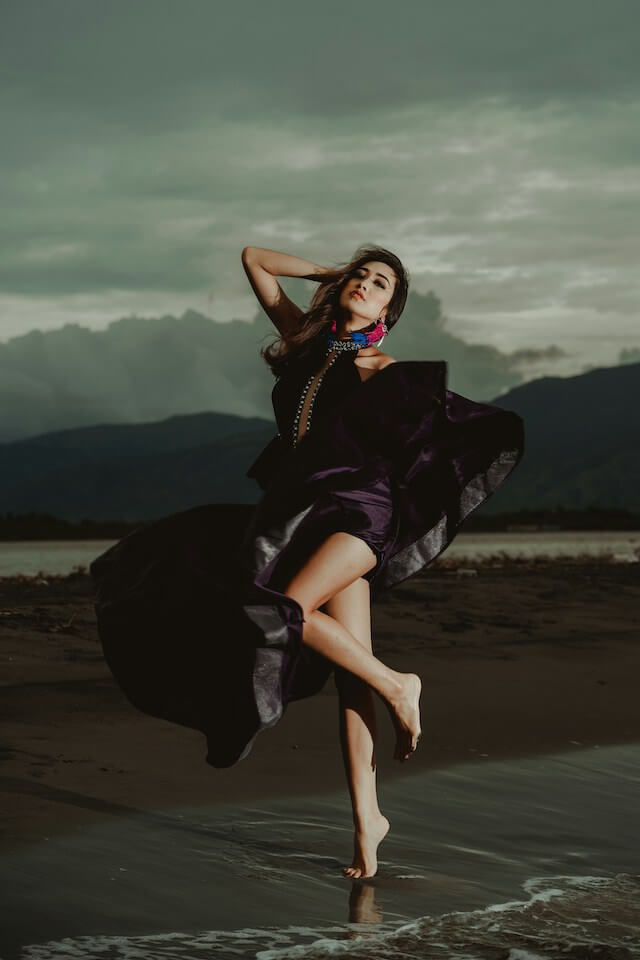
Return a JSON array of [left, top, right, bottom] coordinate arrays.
[[22, 873, 640, 960]]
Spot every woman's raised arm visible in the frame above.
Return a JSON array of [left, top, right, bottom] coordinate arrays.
[[241, 246, 331, 338]]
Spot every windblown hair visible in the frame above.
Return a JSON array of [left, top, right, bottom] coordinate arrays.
[[260, 244, 410, 378]]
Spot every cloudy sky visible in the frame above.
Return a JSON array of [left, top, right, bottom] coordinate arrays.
[[2, 0, 638, 374]]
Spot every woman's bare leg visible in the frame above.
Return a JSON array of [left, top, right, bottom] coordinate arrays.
[[325, 578, 390, 878], [282, 532, 422, 761]]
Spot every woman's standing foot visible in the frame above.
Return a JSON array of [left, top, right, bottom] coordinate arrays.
[[342, 813, 390, 879]]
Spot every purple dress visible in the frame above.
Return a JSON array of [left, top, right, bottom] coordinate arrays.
[[89, 340, 524, 767]]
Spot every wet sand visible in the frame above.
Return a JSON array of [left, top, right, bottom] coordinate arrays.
[[1, 557, 639, 856]]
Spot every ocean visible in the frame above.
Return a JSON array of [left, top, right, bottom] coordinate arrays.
[[3, 742, 639, 959], [1, 529, 639, 578]]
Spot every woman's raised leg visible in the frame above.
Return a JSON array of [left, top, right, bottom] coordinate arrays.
[[325, 577, 390, 878], [282, 531, 422, 761]]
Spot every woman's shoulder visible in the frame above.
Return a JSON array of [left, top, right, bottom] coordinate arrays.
[[355, 346, 397, 370]]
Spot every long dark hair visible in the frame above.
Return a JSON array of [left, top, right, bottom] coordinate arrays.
[[260, 244, 410, 378]]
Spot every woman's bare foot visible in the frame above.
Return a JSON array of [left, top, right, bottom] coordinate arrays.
[[385, 673, 422, 761], [342, 814, 390, 879]]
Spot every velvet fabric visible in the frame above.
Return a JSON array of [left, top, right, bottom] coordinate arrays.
[[89, 349, 524, 768]]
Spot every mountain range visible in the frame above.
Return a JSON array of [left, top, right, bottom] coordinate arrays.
[[1, 360, 637, 522]]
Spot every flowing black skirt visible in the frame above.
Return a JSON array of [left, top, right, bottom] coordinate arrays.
[[89, 361, 524, 767]]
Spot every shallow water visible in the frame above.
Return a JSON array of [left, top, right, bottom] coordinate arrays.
[[3, 742, 639, 959], [1, 530, 639, 577]]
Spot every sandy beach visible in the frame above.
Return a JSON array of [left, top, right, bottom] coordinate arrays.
[[1, 556, 640, 958], [2, 556, 638, 854]]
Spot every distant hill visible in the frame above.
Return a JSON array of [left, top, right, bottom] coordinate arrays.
[[0, 411, 274, 522], [0, 361, 637, 523], [484, 360, 640, 513], [0, 295, 563, 442]]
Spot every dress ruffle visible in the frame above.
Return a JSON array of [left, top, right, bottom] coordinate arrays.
[[90, 360, 524, 768]]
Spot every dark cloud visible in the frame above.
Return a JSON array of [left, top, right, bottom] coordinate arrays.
[[2, 0, 638, 130], [1, 0, 638, 374], [0, 297, 563, 442]]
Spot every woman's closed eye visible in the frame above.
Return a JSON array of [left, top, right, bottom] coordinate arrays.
[[355, 271, 385, 289]]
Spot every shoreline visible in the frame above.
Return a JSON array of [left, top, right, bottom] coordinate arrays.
[[2, 530, 640, 580], [1, 558, 639, 855], [4, 740, 639, 958]]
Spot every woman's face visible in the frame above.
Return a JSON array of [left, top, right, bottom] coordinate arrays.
[[340, 260, 397, 326]]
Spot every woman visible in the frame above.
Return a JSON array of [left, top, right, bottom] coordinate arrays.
[[90, 243, 524, 880], [242, 244, 421, 880]]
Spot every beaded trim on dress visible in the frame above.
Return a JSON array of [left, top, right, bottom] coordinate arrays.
[[291, 349, 341, 448]]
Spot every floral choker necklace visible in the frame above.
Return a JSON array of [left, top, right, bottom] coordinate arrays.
[[326, 318, 388, 352]]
